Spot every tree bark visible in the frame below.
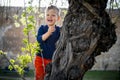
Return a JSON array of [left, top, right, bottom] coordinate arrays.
[[45, 0, 117, 80]]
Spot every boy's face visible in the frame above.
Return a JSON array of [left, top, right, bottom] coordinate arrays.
[[45, 9, 59, 27]]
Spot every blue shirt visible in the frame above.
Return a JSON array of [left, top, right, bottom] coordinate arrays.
[[36, 25, 60, 59]]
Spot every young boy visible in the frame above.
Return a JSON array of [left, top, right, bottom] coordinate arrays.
[[34, 5, 60, 80]]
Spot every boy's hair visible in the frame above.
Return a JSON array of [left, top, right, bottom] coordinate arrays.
[[46, 5, 60, 16]]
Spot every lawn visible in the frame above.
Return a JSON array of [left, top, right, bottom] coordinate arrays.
[[83, 70, 120, 80], [0, 69, 119, 80]]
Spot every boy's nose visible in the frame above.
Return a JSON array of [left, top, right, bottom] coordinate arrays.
[[49, 16, 52, 18]]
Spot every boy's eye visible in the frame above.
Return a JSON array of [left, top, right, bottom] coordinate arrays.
[[52, 15, 56, 17], [47, 14, 49, 16], [46, 14, 56, 17]]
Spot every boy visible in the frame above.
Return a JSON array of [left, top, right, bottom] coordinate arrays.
[[34, 5, 60, 80]]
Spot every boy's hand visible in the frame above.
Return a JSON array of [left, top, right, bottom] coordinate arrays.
[[48, 27, 55, 34], [42, 26, 55, 41]]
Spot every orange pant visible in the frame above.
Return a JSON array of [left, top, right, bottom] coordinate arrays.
[[34, 56, 52, 80]]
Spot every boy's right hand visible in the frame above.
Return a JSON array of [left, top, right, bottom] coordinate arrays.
[[48, 27, 55, 34], [42, 26, 55, 41]]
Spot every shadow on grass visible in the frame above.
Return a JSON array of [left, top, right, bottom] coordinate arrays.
[[0, 69, 34, 80]]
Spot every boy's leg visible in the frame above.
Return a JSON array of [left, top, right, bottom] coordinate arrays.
[[35, 56, 45, 80], [34, 56, 52, 80]]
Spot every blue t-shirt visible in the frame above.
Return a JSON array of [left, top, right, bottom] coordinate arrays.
[[36, 25, 60, 59]]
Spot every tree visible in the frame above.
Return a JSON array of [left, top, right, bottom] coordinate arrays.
[[45, 0, 117, 80]]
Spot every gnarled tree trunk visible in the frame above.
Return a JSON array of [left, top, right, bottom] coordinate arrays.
[[45, 0, 117, 80]]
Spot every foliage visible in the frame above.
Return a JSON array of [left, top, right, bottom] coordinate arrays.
[[0, 50, 4, 55], [8, 2, 42, 76]]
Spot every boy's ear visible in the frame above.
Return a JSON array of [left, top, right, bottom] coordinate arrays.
[[57, 16, 61, 21]]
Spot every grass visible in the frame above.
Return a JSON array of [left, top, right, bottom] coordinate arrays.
[[0, 69, 34, 77], [0, 69, 34, 80], [0, 69, 119, 80], [83, 70, 120, 80]]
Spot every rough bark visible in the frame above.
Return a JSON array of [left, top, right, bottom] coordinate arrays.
[[45, 0, 117, 80]]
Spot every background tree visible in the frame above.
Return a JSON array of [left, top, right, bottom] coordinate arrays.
[[45, 0, 117, 80], [0, 0, 42, 80]]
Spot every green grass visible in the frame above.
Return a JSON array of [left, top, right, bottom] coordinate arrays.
[[0, 69, 34, 80], [83, 70, 120, 80], [0, 69, 34, 77], [0, 70, 119, 80]]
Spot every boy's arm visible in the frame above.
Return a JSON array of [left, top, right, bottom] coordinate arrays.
[[37, 26, 44, 43], [37, 26, 55, 42], [42, 31, 52, 41]]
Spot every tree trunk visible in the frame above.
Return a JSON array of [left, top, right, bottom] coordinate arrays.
[[45, 0, 117, 80]]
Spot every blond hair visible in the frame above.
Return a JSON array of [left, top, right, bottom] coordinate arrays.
[[45, 5, 60, 16]]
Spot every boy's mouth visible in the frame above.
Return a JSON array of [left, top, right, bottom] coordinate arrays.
[[48, 20, 53, 22]]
